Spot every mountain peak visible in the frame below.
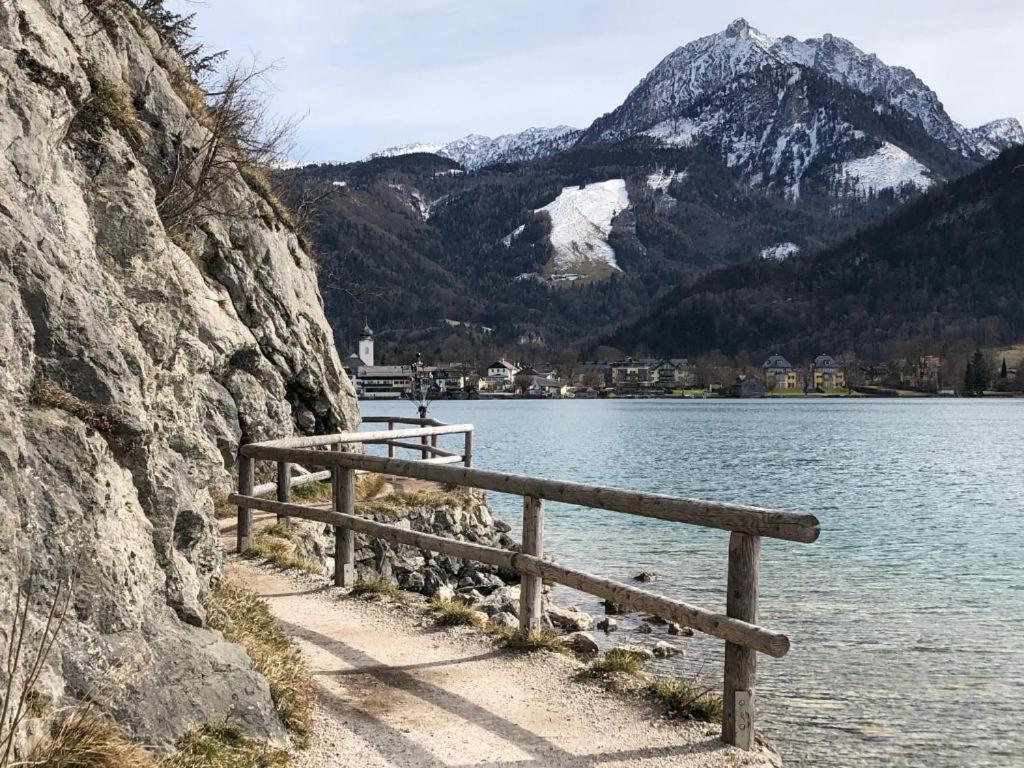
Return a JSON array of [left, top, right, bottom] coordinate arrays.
[[725, 18, 752, 36]]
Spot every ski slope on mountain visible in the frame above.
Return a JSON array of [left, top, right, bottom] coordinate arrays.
[[535, 179, 630, 279]]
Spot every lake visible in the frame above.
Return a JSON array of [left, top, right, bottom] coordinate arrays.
[[359, 398, 1023, 767]]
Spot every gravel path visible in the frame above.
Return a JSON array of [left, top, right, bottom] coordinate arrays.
[[227, 559, 781, 768]]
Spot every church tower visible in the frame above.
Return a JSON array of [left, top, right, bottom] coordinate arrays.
[[358, 322, 374, 366]]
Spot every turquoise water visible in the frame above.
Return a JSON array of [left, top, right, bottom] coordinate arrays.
[[359, 399, 1024, 767]]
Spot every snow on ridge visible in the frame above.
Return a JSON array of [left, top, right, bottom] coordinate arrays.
[[838, 142, 933, 197], [535, 179, 630, 275], [368, 126, 579, 169], [759, 242, 800, 261]]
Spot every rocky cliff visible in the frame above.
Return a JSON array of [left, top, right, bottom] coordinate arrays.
[[0, 0, 358, 751]]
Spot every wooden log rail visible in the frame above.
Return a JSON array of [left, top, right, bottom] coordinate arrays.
[[233, 417, 818, 750]]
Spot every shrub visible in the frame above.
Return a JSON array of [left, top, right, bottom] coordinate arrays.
[[72, 76, 144, 147], [290, 481, 333, 504], [161, 724, 290, 768], [648, 678, 724, 723], [205, 581, 313, 744]]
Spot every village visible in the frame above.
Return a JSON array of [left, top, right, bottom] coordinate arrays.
[[344, 325, 1024, 400], [342, 324, 863, 399]]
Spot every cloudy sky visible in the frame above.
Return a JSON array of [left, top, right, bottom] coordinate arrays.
[[167, 0, 1024, 163]]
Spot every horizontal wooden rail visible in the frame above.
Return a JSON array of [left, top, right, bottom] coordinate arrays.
[[363, 416, 445, 427], [239, 447, 819, 543], [252, 424, 473, 450], [253, 469, 331, 498], [368, 439, 457, 458], [229, 493, 790, 657]]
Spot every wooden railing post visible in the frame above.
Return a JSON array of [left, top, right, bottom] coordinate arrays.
[[276, 461, 292, 530], [420, 433, 429, 460], [519, 495, 544, 634], [722, 532, 760, 749], [387, 420, 395, 458], [332, 445, 356, 587], [463, 430, 473, 467], [236, 452, 253, 554]]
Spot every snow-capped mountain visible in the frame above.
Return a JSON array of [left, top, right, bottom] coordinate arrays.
[[370, 126, 579, 169], [577, 19, 1020, 198], [969, 118, 1024, 159]]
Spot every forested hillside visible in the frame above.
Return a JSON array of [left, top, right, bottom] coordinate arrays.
[[608, 147, 1024, 360]]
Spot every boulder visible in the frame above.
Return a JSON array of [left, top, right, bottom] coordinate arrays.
[[597, 616, 619, 633], [602, 600, 625, 615], [653, 641, 681, 658], [634, 571, 658, 583], [636, 622, 654, 634], [562, 632, 600, 654], [546, 604, 593, 631], [667, 622, 694, 637], [487, 612, 519, 630], [480, 585, 521, 617], [433, 585, 457, 604]]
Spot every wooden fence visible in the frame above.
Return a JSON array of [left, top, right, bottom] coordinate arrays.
[[230, 416, 819, 750]]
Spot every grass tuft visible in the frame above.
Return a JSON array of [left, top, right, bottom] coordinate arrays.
[[242, 533, 322, 576], [491, 625, 568, 654], [592, 648, 646, 676], [349, 578, 405, 602], [25, 706, 154, 768], [205, 580, 314, 745], [161, 723, 291, 768], [648, 678, 724, 723], [429, 598, 485, 629]]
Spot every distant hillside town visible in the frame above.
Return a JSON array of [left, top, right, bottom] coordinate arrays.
[[345, 325, 1021, 400]]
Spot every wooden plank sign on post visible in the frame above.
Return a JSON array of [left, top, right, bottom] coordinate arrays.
[[722, 532, 760, 749], [519, 495, 544, 633]]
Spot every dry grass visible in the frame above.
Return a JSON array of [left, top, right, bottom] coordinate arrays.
[[358, 488, 473, 520], [205, 580, 313, 746], [290, 481, 333, 504], [648, 678, 724, 723], [491, 626, 568, 654], [25, 707, 155, 768], [349, 578, 405, 602], [355, 473, 387, 501], [429, 599, 486, 629], [242, 533, 322, 576], [161, 724, 291, 768], [592, 648, 646, 676], [30, 375, 114, 433]]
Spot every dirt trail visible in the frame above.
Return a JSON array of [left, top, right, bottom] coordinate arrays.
[[223, 551, 780, 767]]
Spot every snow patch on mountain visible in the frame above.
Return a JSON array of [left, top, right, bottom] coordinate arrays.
[[501, 224, 525, 247], [646, 168, 687, 192], [370, 126, 580, 169], [535, 179, 630, 276], [759, 242, 800, 260], [838, 143, 933, 196]]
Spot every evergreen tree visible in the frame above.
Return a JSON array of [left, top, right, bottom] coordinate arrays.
[[969, 349, 991, 394], [1000, 357, 1008, 379], [963, 361, 975, 395]]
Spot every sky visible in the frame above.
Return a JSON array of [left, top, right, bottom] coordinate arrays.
[[167, 0, 1024, 163]]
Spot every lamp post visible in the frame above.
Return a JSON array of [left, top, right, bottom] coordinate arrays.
[[408, 352, 431, 418]]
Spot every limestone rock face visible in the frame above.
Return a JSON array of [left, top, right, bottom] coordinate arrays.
[[0, 0, 357, 751]]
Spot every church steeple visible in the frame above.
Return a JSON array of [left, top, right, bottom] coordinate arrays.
[[358, 319, 374, 366]]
